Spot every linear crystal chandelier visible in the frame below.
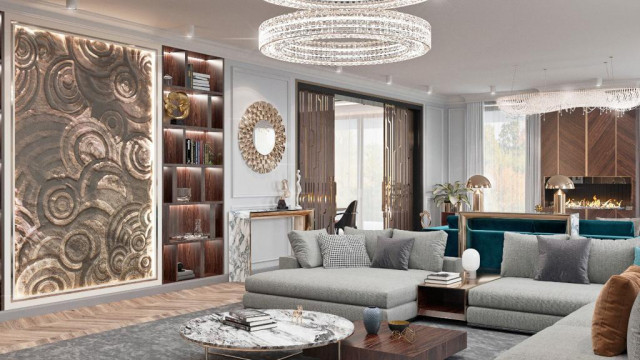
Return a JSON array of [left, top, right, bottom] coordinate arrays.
[[259, 0, 431, 66], [497, 88, 640, 116]]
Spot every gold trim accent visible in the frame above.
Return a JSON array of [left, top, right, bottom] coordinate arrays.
[[238, 101, 286, 174]]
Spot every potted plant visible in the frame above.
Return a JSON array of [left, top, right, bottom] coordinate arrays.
[[433, 181, 471, 212]]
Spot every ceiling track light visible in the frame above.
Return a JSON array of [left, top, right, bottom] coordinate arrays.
[[386, 75, 393, 85], [186, 25, 195, 39], [66, 0, 77, 10]]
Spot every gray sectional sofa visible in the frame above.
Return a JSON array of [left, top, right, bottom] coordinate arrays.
[[244, 228, 461, 321]]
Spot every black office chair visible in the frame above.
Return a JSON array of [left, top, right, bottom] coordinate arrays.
[[335, 200, 358, 234]]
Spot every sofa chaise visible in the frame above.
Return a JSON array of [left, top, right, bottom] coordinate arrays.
[[243, 228, 461, 321]]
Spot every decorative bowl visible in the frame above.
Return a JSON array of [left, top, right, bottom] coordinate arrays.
[[388, 320, 410, 332]]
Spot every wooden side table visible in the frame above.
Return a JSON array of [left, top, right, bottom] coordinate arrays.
[[417, 274, 500, 321]]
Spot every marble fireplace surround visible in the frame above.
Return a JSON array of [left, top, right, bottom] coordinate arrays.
[[228, 209, 313, 282]]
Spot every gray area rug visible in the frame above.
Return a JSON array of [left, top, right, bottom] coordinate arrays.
[[4, 304, 529, 360]]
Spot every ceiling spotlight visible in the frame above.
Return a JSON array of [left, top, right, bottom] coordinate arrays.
[[596, 77, 603, 87], [426, 85, 433, 95], [66, 0, 77, 10], [490, 85, 496, 96], [335, 66, 343, 74], [386, 75, 393, 85], [186, 25, 195, 39]]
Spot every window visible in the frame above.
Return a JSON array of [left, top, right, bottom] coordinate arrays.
[[482, 103, 527, 212], [335, 99, 384, 229]]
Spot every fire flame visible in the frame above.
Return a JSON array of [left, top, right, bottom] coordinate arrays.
[[566, 195, 623, 209]]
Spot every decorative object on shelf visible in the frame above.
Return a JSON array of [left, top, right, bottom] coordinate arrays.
[[419, 210, 432, 228], [292, 305, 303, 324], [535, 204, 544, 213], [178, 262, 184, 272], [277, 179, 291, 210], [194, 219, 203, 237], [466, 175, 491, 212], [204, 143, 214, 165], [238, 101, 286, 174], [388, 320, 410, 332], [545, 175, 575, 214], [462, 248, 481, 280], [363, 306, 382, 335], [177, 188, 192, 202], [389, 324, 416, 343], [259, 2, 431, 66], [164, 91, 190, 120], [432, 181, 471, 212], [163, 74, 173, 86], [294, 169, 303, 209], [13, 25, 155, 299]]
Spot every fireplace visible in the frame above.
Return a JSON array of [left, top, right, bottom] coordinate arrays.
[[543, 177, 634, 215]]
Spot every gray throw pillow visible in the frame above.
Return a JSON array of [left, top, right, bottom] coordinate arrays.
[[288, 229, 328, 268], [588, 237, 640, 284], [370, 236, 415, 270], [501, 232, 569, 278], [629, 294, 640, 360], [534, 236, 592, 284], [392, 229, 447, 272], [344, 227, 394, 260], [317, 233, 371, 269]]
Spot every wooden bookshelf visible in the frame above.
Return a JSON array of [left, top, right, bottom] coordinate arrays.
[[162, 46, 224, 284]]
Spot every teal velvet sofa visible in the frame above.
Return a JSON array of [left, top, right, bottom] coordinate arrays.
[[424, 215, 635, 273]]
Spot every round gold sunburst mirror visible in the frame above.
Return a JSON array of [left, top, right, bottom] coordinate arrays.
[[238, 101, 286, 174]]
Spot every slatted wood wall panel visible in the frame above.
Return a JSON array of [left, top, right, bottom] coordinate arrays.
[[298, 90, 336, 232], [588, 111, 616, 176], [383, 105, 414, 230], [558, 110, 586, 176], [541, 112, 559, 176]]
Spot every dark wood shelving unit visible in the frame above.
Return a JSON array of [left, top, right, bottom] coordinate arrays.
[[162, 46, 225, 284]]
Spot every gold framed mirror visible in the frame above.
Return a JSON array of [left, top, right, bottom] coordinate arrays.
[[238, 101, 286, 174]]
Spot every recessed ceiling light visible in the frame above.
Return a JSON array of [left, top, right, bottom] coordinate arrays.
[[335, 66, 343, 74], [386, 75, 393, 85], [426, 85, 433, 95], [490, 85, 496, 96], [596, 77, 603, 87], [186, 25, 195, 39], [66, 0, 77, 10]]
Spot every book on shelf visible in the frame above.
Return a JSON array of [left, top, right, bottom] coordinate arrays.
[[186, 64, 194, 88], [177, 269, 195, 281], [193, 72, 210, 79], [192, 78, 209, 85], [185, 139, 192, 164], [229, 309, 272, 322], [222, 320, 277, 332], [426, 272, 461, 281], [192, 86, 211, 91]]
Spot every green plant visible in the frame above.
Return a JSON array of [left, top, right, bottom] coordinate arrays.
[[432, 181, 471, 209]]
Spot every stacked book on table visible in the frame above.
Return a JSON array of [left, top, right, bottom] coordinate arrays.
[[192, 72, 211, 92], [177, 269, 195, 281], [424, 271, 462, 285], [223, 309, 277, 332]]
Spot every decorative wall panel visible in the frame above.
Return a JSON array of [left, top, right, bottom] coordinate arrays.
[[12, 25, 155, 300]]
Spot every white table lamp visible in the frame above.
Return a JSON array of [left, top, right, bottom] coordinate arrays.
[[462, 248, 480, 280]]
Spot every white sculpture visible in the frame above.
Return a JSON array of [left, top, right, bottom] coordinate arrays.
[[295, 170, 303, 209]]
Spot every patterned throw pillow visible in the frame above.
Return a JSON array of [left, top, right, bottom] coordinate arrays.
[[317, 233, 371, 269]]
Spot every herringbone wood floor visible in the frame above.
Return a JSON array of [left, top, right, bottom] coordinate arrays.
[[0, 282, 245, 355]]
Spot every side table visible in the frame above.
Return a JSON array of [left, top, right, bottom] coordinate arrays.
[[417, 274, 499, 321]]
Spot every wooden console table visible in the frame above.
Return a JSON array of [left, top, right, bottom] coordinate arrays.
[[228, 209, 314, 282]]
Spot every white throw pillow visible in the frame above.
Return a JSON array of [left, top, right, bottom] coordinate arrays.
[[317, 233, 371, 269]]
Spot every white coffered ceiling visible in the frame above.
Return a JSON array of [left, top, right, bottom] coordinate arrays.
[[40, 0, 640, 95]]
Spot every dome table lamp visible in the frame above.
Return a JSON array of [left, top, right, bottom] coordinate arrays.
[[466, 175, 491, 212], [462, 248, 480, 281], [545, 175, 575, 214]]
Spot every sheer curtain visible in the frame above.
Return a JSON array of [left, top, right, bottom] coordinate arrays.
[[482, 105, 527, 212], [335, 104, 384, 229], [525, 114, 542, 212]]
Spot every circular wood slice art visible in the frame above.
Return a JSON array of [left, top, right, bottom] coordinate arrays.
[[238, 101, 286, 174]]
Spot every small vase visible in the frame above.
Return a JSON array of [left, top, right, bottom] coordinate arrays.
[[363, 306, 382, 335], [443, 202, 452, 213]]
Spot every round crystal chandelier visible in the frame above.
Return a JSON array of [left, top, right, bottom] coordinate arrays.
[[263, 0, 427, 8], [259, 1, 431, 66], [497, 88, 640, 116]]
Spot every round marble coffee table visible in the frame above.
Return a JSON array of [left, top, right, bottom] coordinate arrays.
[[180, 309, 354, 360]]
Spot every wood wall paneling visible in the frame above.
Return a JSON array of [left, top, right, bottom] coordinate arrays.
[[558, 110, 586, 176], [541, 112, 559, 176], [588, 111, 616, 176], [617, 109, 637, 177]]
